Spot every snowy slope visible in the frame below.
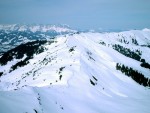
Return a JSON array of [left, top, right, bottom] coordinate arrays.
[[0, 29, 150, 113]]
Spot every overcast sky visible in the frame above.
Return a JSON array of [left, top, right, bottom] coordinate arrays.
[[0, 0, 150, 30]]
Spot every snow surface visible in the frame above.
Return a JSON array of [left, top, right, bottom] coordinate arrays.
[[0, 29, 150, 113]]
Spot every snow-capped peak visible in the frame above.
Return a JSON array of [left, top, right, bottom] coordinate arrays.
[[0, 24, 76, 33]]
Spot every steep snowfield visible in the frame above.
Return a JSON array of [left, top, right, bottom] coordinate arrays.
[[0, 29, 150, 113]]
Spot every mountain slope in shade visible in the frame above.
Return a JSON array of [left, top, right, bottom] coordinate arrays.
[[0, 29, 150, 113]]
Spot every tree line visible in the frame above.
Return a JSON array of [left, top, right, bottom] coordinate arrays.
[[112, 44, 141, 61], [116, 63, 150, 87], [0, 40, 48, 65]]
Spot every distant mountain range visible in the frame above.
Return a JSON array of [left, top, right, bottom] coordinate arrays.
[[0, 24, 76, 54]]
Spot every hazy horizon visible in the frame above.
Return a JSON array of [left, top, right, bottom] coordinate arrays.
[[0, 0, 150, 30]]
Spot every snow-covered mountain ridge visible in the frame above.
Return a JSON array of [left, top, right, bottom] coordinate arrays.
[[0, 29, 150, 113], [0, 24, 76, 33]]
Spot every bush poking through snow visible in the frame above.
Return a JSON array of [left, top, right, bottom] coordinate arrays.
[[90, 79, 96, 86], [0, 72, 3, 77], [33, 109, 38, 113], [59, 75, 62, 80], [140, 62, 150, 70], [59, 67, 65, 74], [69, 46, 76, 52]]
